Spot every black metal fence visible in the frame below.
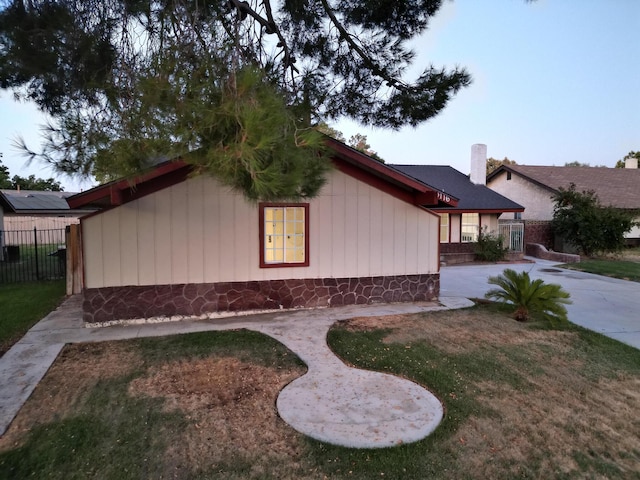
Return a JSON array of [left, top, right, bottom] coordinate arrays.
[[0, 228, 67, 283]]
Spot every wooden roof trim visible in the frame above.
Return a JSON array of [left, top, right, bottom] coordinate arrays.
[[66, 160, 191, 209], [325, 137, 458, 207], [67, 139, 461, 210]]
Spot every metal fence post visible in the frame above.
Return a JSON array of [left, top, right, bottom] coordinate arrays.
[[34, 227, 39, 280]]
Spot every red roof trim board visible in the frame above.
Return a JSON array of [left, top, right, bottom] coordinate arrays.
[[67, 139, 458, 211], [67, 160, 192, 210]]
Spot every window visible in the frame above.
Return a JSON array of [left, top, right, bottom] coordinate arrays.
[[259, 204, 309, 267], [507, 171, 512, 180], [439, 213, 449, 243], [461, 213, 479, 243]]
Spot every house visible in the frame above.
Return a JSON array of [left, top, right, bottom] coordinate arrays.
[[0, 189, 95, 261], [67, 138, 457, 324], [487, 158, 640, 248], [392, 144, 524, 264]]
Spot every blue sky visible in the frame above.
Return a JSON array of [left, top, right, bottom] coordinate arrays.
[[0, 0, 638, 191]]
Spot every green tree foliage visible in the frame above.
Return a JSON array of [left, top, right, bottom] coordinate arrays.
[[0, 157, 10, 189], [316, 122, 346, 143], [316, 124, 384, 162], [0, 0, 471, 200], [615, 151, 640, 168], [551, 184, 636, 256], [486, 157, 516, 176], [347, 134, 384, 162], [485, 268, 571, 325], [9, 174, 62, 191], [564, 161, 607, 168], [0, 158, 62, 191]]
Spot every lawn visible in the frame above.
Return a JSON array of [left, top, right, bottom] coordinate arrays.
[[0, 243, 67, 283], [0, 281, 66, 356], [560, 259, 640, 282], [0, 304, 639, 479]]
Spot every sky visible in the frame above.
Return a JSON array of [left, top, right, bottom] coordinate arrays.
[[0, 0, 638, 192]]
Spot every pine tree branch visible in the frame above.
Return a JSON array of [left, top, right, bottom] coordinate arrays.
[[228, 0, 297, 72], [318, 0, 407, 91]]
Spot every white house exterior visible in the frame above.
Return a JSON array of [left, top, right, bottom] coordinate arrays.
[[487, 163, 640, 247], [69, 139, 454, 323]]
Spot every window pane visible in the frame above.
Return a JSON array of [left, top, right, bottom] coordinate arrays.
[[263, 205, 307, 265], [440, 213, 449, 243], [461, 213, 479, 243]]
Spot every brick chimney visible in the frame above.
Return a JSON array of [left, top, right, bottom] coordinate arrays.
[[470, 144, 487, 185], [625, 157, 638, 169]]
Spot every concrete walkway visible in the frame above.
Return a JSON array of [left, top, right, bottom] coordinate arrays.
[[0, 294, 472, 447]]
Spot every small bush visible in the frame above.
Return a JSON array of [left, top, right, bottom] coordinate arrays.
[[485, 268, 572, 326], [475, 227, 508, 262]]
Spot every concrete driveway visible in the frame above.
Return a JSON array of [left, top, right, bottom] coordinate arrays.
[[440, 257, 640, 349]]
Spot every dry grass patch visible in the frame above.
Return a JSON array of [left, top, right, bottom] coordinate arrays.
[[345, 308, 577, 354], [128, 356, 305, 474], [0, 341, 140, 449], [331, 307, 640, 479], [2, 309, 639, 479]]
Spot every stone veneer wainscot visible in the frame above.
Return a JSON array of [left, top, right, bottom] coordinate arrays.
[[83, 274, 440, 323]]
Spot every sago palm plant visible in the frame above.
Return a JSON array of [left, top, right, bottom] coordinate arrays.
[[485, 268, 572, 325]]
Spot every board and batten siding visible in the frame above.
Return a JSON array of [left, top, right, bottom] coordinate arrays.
[[82, 169, 439, 289]]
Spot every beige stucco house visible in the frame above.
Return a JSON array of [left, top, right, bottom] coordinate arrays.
[[487, 159, 640, 248], [68, 139, 456, 323]]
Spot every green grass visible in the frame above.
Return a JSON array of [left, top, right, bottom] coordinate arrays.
[[1, 305, 639, 479], [0, 243, 66, 283], [0, 281, 65, 355], [560, 259, 640, 282]]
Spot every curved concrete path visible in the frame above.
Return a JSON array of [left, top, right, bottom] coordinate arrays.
[[0, 295, 472, 446], [255, 313, 444, 448]]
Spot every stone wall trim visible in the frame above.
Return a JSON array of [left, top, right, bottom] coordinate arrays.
[[83, 274, 440, 323]]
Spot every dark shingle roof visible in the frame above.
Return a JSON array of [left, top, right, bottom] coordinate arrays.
[[490, 165, 640, 209], [0, 190, 76, 213], [391, 165, 523, 211]]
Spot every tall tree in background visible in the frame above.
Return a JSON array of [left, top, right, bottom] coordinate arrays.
[[615, 151, 640, 168], [551, 184, 635, 256], [0, 0, 471, 200], [348, 133, 384, 162], [0, 158, 62, 190], [486, 157, 516, 176]]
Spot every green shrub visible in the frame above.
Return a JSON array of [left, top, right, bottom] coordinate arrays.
[[485, 268, 572, 326], [475, 227, 509, 262]]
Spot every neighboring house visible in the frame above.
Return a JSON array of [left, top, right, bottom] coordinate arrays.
[[392, 144, 524, 264], [0, 189, 95, 261], [487, 158, 640, 248], [67, 138, 457, 324]]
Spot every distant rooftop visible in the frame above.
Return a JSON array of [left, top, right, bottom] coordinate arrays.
[[391, 165, 524, 212], [488, 165, 640, 209], [0, 190, 94, 214]]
